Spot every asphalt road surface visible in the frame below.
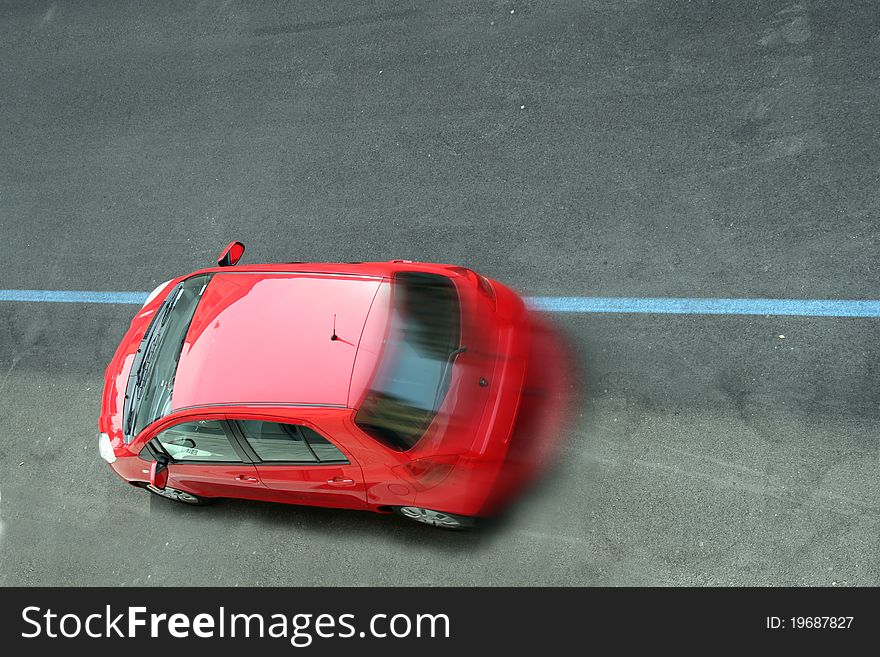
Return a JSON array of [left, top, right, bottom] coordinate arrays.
[[0, 0, 877, 585]]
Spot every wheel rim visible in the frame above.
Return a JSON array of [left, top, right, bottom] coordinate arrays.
[[148, 485, 199, 504], [399, 506, 462, 528]]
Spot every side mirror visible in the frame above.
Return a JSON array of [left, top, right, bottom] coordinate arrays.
[[149, 458, 169, 490], [217, 241, 245, 267]]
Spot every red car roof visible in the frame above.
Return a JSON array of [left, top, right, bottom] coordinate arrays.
[[171, 271, 387, 411]]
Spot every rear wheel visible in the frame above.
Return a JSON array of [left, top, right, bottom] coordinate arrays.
[[395, 506, 473, 529]]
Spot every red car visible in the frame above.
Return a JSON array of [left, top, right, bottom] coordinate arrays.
[[99, 243, 571, 528]]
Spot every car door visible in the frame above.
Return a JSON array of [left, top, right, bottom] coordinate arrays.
[[228, 418, 369, 510], [147, 418, 272, 502]]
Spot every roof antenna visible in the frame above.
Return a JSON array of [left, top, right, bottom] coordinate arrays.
[[330, 313, 338, 341]]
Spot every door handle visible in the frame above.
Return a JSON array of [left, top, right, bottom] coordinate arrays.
[[327, 477, 356, 487], [235, 475, 260, 483]]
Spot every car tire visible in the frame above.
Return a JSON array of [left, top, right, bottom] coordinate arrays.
[[142, 483, 208, 505], [394, 506, 474, 529]]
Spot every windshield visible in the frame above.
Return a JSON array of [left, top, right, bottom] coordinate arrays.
[[124, 274, 211, 441], [354, 272, 461, 451]]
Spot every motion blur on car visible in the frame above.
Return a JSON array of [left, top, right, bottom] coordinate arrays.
[[98, 242, 577, 528]]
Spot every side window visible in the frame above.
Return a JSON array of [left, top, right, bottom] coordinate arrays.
[[301, 425, 348, 463], [237, 420, 349, 464], [238, 421, 316, 462], [155, 420, 241, 462]]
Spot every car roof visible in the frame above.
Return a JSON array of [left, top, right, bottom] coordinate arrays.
[[170, 271, 388, 411]]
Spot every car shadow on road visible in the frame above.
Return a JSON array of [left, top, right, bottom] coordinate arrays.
[[149, 493, 508, 552]]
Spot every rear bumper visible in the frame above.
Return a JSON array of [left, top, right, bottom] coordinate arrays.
[[478, 313, 575, 515]]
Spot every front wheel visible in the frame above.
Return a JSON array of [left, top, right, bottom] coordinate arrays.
[[144, 484, 208, 505], [395, 506, 474, 529]]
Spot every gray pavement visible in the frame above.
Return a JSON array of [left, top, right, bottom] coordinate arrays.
[[0, 0, 877, 585]]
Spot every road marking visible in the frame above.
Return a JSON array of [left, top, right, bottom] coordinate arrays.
[[0, 290, 149, 304], [1, 290, 879, 317], [526, 296, 880, 317]]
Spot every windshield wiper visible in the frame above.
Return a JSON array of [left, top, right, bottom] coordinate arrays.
[[432, 346, 467, 411], [125, 285, 183, 436], [135, 286, 182, 383], [142, 330, 190, 428]]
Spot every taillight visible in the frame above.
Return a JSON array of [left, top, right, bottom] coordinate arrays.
[[392, 455, 459, 490], [475, 273, 496, 307], [448, 267, 496, 309]]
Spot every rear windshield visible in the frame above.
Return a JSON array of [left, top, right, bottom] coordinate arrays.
[[354, 272, 461, 451], [124, 274, 211, 441]]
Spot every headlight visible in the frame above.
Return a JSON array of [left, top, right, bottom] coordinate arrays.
[[98, 432, 117, 464], [143, 279, 172, 307]]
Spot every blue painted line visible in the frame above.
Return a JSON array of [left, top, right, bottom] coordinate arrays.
[[526, 296, 880, 317], [1, 290, 878, 317], [0, 290, 149, 304]]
